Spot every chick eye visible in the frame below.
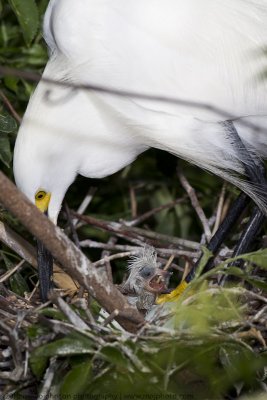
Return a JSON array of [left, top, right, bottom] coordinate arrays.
[[35, 191, 47, 201], [140, 266, 153, 278]]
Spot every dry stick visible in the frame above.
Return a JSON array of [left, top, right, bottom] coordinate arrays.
[[93, 251, 137, 268], [0, 172, 144, 332], [100, 236, 117, 282], [177, 168, 212, 241], [0, 89, 22, 124], [73, 186, 97, 227], [129, 186, 138, 219], [211, 183, 227, 236], [51, 293, 89, 330], [80, 239, 199, 259], [37, 357, 57, 400], [72, 211, 200, 250], [0, 220, 79, 295], [125, 197, 186, 227], [0, 260, 25, 283], [64, 203, 81, 249], [0, 319, 23, 381]]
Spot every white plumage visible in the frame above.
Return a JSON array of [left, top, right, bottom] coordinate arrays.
[[14, 0, 267, 222]]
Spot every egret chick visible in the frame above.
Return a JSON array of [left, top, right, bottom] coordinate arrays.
[[119, 247, 171, 316]]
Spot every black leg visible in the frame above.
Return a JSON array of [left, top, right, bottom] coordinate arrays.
[[186, 121, 266, 284], [185, 192, 249, 282], [219, 206, 265, 285], [37, 239, 53, 302]]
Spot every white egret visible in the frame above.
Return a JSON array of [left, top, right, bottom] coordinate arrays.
[[13, 0, 267, 301]]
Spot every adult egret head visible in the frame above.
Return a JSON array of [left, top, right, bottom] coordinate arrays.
[[13, 0, 267, 301]]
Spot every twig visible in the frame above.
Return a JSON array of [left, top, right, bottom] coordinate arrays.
[[72, 211, 200, 250], [0, 259, 25, 283], [130, 186, 137, 219], [71, 298, 96, 325], [0, 319, 24, 381], [100, 236, 117, 282], [163, 255, 175, 271], [93, 251, 137, 268], [177, 167, 212, 241], [64, 203, 81, 248], [73, 186, 97, 227], [212, 183, 227, 236], [37, 357, 57, 400], [0, 89, 22, 123], [51, 293, 89, 330], [124, 197, 185, 227], [80, 239, 200, 259], [103, 309, 120, 327]]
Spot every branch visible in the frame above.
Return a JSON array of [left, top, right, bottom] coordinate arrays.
[[71, 211, 200, 250], [177, 168, 212, 241], [0, 172, 144, 332]]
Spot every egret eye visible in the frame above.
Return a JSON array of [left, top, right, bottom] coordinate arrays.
[[35, 191, 47, 201]]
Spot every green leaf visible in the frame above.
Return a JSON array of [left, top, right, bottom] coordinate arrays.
[[4, 76, 19, 94], [99, 345, 134, 373], [60, 362, 92, 399], [241, 248, 267, 268], [195, 246, 213, 278], [0, 112, 17, 133], [8, 0, 39, 46], [30, 336, 94, 378], [0, 133, 12, 168]]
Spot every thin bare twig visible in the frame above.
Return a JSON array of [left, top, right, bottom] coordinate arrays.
[[64, 203, 81, 248], [100, 236, 117, 282], [124, 197, 185, 227], [37, 357, 57, 400], [177, 167, 212, 241], [103, 309, 120, 327], [130, 186, 138, 219], [73, 186, 97, 227], [0, 89, 22, 124], [93, 251, 137, 268], [0, 260, 25, 283], [212, 183, 227, 236], [51, 293, 89, 330]]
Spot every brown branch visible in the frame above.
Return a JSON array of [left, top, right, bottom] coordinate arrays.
[[0, 171, 144, 332], [72, 211, 200, 250]]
